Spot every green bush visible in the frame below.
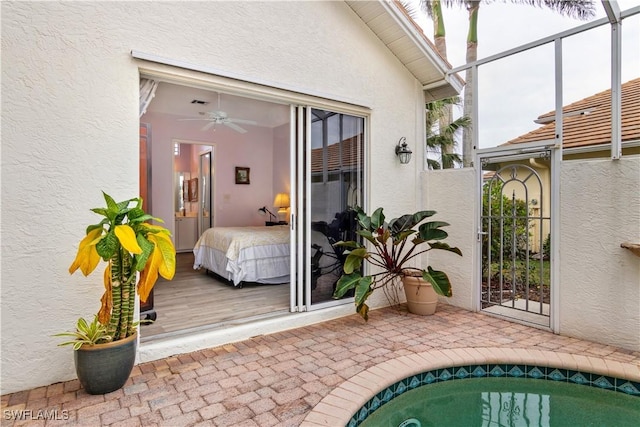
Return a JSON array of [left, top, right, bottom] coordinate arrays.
[[481, 182, 530, 265]]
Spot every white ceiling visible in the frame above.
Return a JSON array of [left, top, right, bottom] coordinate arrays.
[[146, 81, 291, 129]]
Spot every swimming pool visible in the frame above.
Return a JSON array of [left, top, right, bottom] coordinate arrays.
[[302, 348, 640, 427], [357, 374, 640, 426]]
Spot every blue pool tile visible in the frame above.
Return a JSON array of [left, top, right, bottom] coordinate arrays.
[[507, 365, 526, 377], [423, 372, 436, 384], [395, 381, 407, 395], [617, 381, 640, 396], [548, 368, 567, 381], [568, 371, 590, 385], [438, 368, 453, 381], [408, 375, 420, 389], [472, 365, 487, 377], [454, 366, 470, 379], [489, 364, 506, 377], [370, 396, 382, 410], [593, 375, 615, 389], [527, 366, 545, 379]]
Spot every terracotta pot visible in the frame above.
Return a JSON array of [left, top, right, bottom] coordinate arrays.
[[402, 275, 438, 315], [74, 332, 137, 395]]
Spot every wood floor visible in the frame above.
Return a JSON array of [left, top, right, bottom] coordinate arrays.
[[140, 252, 290, 341]]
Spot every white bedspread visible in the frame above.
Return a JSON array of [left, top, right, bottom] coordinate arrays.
[[193, 226, 290, 285]]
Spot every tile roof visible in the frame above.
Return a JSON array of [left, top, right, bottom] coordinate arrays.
[[504, 77, 640, 149], [310, 135, 363, 174]]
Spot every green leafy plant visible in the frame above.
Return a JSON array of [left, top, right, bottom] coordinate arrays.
[[54, 316, 112, 350], [332, 206, 462, 321], [481, 183, 530, 263], [58, 192, 176, 348]]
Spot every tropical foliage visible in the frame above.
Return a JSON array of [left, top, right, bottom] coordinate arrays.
[[54, 316, 111, 350], [426, 96, 470, 169], [417, 0, 596, 166], [333, 206, 462, 321], [481, 182, 530, 264], [62, 192, 176, 345]]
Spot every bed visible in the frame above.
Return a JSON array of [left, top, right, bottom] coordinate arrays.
[[193, 225, 290, 286]]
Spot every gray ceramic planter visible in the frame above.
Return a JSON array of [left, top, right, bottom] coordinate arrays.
[[74, 332, 137, 395]]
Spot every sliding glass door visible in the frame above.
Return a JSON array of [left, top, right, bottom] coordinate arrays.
[[291, 106, 365, 311]]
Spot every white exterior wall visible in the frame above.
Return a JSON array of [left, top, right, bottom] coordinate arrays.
[[421, 168, 476, 311], [559, 157, 640, 351], [417, 159, 640, 352], [1, 1, 427, 393]]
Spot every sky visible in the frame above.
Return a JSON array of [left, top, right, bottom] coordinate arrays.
[[410, 0, 640, 148]]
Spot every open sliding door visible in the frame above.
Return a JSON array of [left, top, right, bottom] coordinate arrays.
[[291, 105, 365, 312]]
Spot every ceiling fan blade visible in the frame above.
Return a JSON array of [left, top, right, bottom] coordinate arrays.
[[178, 118, 209, 121], [224, 122, 248, 133], [228, 118, 258, 125], [202, 121, 216, 131]]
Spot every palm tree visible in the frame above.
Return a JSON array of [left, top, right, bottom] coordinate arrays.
[[426, 97, 471, 169], [419, 0, 596, 167]]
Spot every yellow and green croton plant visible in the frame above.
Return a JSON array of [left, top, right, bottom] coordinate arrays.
[[69, 192, 176, 342]]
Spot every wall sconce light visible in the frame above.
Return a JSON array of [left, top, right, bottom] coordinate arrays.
[[273, 193, 290, 222], [395, 137, 412, 164], [258, 206, 276, 223]]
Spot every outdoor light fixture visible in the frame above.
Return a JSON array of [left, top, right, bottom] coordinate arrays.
[[395, 137, 412, 164], [258, 206, 277, 223]]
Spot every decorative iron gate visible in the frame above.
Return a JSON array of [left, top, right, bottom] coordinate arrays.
[[480, 153, 552, 328]]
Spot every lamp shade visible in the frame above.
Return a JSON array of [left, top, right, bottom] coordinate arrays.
[[273, 193, 290, 209]]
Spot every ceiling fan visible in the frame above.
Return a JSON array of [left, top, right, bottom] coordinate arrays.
[[178, 94, 257, 133]]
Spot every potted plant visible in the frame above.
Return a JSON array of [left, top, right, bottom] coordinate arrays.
[[55, 192, 176, 394], [333, 206, 462, 320]]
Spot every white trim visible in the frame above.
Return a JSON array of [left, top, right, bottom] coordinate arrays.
[[132, 50, 370, 112], [610, 20, 622, 160], [477, 139, 557, 156], [602, 0, 622, 24], [304, 107, 312, 311], [289, 105, 298, 313], [551, 39, 563, 334], [448, 17, 609, 74]]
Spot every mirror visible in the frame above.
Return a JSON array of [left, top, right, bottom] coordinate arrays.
[[175, 172, 190, 215]]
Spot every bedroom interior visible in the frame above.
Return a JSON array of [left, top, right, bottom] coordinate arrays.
[[139, 79, 365, 340]]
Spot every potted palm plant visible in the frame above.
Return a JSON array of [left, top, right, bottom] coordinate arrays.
[[333, 206, 462, 321], [56, 192, 176, 394]]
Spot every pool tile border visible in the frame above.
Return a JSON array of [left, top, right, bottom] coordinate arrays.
[[300, 347, 640, 427]]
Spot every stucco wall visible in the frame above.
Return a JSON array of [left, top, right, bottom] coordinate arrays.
[[559, 156, 640, 350], [1, 1, 426, 393], [421, 168, 477, 311]]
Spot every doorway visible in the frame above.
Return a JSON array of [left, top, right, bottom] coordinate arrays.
[[477, 144, 555, 329], [139, 76, 365, 338]]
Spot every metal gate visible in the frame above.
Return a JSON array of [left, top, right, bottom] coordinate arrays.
[[478, 147, 553, 328]]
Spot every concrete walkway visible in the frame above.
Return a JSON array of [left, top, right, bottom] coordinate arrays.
[[2, 305, 639, 426]]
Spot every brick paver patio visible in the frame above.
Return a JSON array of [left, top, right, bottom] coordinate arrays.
[[2, 305, 639, 426]]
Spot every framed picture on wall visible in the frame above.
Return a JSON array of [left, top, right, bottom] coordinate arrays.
[[235, 167, 250, 185], [188, 178, 198, 202]]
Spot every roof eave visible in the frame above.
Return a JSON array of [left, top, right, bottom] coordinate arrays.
[[346, 0, 464, 101]]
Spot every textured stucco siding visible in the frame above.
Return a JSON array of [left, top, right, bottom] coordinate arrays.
[[559, 157, 640, 351], [421, 168, 476, 311], [1, 1, 427, 393]]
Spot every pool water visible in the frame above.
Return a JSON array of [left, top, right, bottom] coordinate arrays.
[[360, 377, 640, 427]]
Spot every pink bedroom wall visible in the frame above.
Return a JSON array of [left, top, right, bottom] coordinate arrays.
[[142, 111, 279, 234]]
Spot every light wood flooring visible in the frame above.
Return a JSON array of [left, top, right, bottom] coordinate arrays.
[[140, 253, 290, 341]]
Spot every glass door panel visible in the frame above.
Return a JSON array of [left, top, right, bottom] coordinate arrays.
[[306, 108, 364, 308]]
